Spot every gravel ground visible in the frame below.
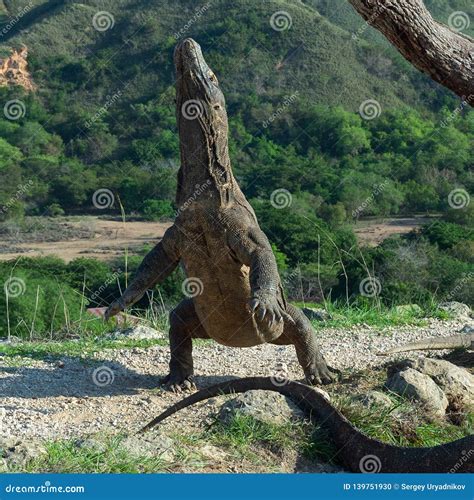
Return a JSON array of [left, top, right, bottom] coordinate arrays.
[[0, 318, 471, 441]]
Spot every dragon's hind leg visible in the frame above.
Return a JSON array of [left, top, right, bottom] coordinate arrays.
[[162, 298, 209, 392], [273, 304, 335, 385]]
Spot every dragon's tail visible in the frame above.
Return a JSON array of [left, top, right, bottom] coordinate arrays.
[[380, 334, 473, 355], [139, 376, 473, 473]]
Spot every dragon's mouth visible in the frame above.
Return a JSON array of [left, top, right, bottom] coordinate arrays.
[[174, 38, 207, 81], [174, 38, 220, 105]]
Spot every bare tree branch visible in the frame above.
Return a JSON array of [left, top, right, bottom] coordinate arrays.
[[348, 0, 474, 104]]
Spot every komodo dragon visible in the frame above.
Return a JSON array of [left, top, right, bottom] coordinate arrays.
[[105, 38, 335, 390], [381, 333, 474, 355], [139, 377, 473, 473]]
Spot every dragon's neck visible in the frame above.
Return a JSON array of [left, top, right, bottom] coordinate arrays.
[[176, 115, 235, 210]]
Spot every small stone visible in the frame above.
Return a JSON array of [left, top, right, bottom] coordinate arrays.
[[458, 324, 474, 334], [199, 444, 227, 461], [75, 438, 107, 453], [108, 325, 165, 340], [358, 391, 393, 409], [385, 368, 448, 417], [394, 304, 422, 316], [0, 437, 47, 467], [302, 308, 332, 322]]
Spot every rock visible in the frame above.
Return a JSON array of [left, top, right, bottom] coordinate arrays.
[[302, 307, 332, 322], [75, 437, 107, 453], [458, 324, 474, 334], [385, 368, 448, 417], [394, 304, 422, 316], [358, 391, 393, 410], [439, 302, 471, 319], [401, 358, 474, 405], [199, 444, 227, 461], [119, 432, 174, 461], [0, 437, 47, 467], [0, 336, 22, 345], [108, 325, 165, 340], [219, 390, 304, 425]]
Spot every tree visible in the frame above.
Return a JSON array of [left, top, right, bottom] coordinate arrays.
[[348, 0, 474, 102]]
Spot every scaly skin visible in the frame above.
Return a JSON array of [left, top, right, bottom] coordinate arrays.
[[381, 333, 474, 355], [139, 377, 474, 473], [105, 39, 335, 391]]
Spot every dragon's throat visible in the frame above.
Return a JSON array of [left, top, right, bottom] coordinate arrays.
[[176, 158, 234, 209]]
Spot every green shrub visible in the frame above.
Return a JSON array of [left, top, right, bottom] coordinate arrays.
[[419, 221, 473, 250], [142, 199, 175, 221], [0, 270, 82, 339]]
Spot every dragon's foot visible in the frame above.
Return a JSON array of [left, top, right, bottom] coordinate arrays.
[[161, 373, 197, 393], [305, 362, 339, 386]]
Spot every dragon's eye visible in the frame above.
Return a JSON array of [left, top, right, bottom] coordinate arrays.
[[208, 71, 218, 84]]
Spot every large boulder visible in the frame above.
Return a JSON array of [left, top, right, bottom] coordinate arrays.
[[439, 302, 471, 320], [385, 368, 448, 417], [219, 390, 304, 425], [401, 358, 474, 406]]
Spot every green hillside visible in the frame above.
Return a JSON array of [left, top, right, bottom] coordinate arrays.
[[0, 0, 464, 112]]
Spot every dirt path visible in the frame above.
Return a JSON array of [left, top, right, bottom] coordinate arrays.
[[353, 216, 434, 246], [0, 218, 171, 262], [0, 215, 436, 263], [0, 318, 469, 442]]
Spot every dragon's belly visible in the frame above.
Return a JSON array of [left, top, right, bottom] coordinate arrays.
[[182, 257, 283, 348]]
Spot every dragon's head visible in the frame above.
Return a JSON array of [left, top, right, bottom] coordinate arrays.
[[174, 38, 226, 124], [174, 38, 232, 207]]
